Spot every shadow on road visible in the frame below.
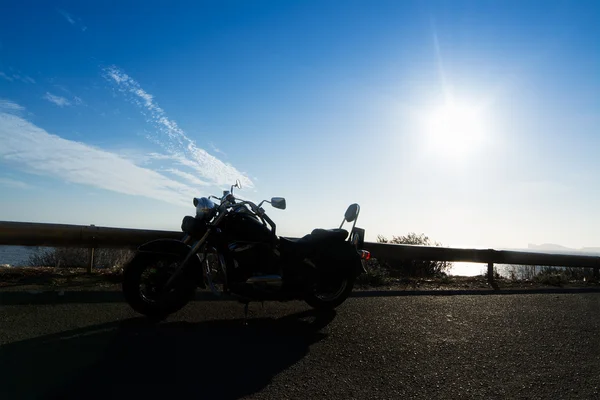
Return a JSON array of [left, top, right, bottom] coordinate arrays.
[[2, 287, 600, 305], [0, 309, 336, 400], [0, 290, 218, 305], [354, 287, 600, 297]]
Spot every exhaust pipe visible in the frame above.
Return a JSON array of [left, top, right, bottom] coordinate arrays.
[[246, 275, 282, 287]]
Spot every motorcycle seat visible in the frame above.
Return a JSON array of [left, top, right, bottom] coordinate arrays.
[[280, 229, 348, 246], [309, 228, 349, 241], [279, 228, 349, 256]]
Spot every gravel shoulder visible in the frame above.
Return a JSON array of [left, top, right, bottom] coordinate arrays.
[[1, 266, 599, 293]]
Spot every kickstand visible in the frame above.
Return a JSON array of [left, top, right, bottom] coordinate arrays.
[[243, 302, 249, 326]]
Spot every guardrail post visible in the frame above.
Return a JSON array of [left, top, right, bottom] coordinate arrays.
[[87, 247, 95, 274], [487, 262, 494, 281], [487, 261, 499, 290], [87, 224, 96, 274]]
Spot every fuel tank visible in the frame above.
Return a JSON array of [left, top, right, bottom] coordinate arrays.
[[220, 211, 279, 280], [221, 211, 274, 243]]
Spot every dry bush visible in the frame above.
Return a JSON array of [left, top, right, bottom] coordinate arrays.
[[28, 247, 134, 269], [375, 233, 452, 278]]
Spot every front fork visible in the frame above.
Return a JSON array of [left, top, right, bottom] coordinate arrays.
[[161, 213, 227, 294]]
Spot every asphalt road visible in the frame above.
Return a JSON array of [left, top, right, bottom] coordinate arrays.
[[1, 291, 599, 399]]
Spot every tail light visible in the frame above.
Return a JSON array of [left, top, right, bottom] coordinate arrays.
[[359, 250, 371, 260]]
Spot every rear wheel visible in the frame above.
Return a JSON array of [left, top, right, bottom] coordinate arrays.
[[304, 273, 355, 310], [122, 253, 197, 319]]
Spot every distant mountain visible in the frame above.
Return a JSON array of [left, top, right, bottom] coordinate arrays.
[[528, 243, 573, 251], [527, 243, 600, 254], [581, 247, 600, 252]]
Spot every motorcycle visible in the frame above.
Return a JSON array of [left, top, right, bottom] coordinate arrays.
[[122, 180, 370, 319]]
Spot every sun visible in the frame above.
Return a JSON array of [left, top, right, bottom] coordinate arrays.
[[422, 100, 487, 157]]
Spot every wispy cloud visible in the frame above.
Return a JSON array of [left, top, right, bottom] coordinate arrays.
[[0, 71, 35, 84], [58, 9, 87, 31], [0, 177, 32, 190], [12, 74, 35, 84], [53, 85, 85, 106], [165, 168, 210, 187], [0, 72, 13, 82], [103, 65, 254, 189], [43, 92, 71, 107], [0, 99, 25, 113], [0, 106, 197, 206], [209, 141, 227, 156], [59, 9, 75, 24]]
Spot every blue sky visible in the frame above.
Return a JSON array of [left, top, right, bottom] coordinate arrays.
[[0, 0, 599, 250]]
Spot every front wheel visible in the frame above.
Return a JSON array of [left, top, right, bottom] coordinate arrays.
[[122, 253, 197, 319], [304, 273, 356, 310]]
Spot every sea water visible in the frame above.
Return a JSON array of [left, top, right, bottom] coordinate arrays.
[[0, 246, 53, 267]]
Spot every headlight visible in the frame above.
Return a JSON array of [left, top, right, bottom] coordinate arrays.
[[194, 197, 215, 219]]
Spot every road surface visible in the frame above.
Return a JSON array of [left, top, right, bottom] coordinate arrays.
[[1, 291, 599, 399]]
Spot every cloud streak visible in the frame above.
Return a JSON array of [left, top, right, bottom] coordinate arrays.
[[0, 177, 32, 190], [165, 168, 210, 187], [59, 9, 75, 24], [58, 9, 87, 31], [209, 141, 227, 156], [0, 106, 198, 207], [0, 72, 13, 82], [0, 99, 25, 113], [53, 85, 86, 106], [44, 92, 71, 107], [103, 65, 254, 189], [0, 71, 35, 84]]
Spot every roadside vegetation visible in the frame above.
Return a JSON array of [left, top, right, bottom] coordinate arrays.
[[375, 233, 452, 277], [28, 247, 134, 270], [356, 232, 452, 287], [0, 232, 594, 289], [505, 264, 598, 286]]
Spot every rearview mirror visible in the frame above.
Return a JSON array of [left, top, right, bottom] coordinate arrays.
[[271, 197, 286, 210], [230, 179, 242, 194]]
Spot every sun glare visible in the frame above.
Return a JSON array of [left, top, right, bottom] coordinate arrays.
[[423, 101, 486, 157]]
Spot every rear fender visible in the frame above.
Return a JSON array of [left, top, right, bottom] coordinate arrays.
[[337, 243, 367, 276], [357, 258, 367, 275], [136, 239, 206, 288]]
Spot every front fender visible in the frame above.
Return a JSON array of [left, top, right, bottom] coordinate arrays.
[[136, 239, 206, 288]]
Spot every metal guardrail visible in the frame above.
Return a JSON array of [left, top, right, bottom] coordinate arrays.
[[1, 221, 599, 280], [0, 221, 180, 248]]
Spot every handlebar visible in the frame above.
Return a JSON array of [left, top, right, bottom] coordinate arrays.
[[261, 213, 276, 235], [210, 194, 277, 235]]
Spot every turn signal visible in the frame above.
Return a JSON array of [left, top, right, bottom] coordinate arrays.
[[359, 250, 371, 260]]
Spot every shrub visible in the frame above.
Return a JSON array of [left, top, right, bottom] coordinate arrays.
[[534, 268, 568, 286], [356, 258, 390, 286], [28, 247, 134, 269], [506, 264, 596, 282], [376, 232, 452, 278]]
